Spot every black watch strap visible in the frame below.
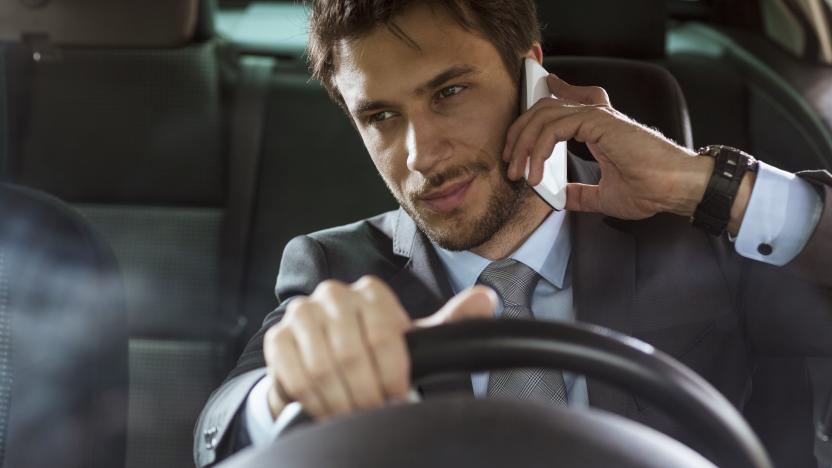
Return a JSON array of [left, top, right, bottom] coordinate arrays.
[[690, 145, 758, 236]]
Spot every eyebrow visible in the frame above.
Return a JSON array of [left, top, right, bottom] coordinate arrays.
[[352, 64, 480, 116]]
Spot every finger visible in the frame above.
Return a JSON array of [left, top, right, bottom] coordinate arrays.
[[507, 105, 562, 180], [264, 323, 327, 418], [289, 298, 354, 417], [319, 288, 386, 411], [527, 108, 602, 186], [527, 119, 565, 186], [547, 74, 611, 106], [509, 104, 589, 181], [503, 93, 569, 165], [351, 276, 412, 401], [503, 100, 540, 162], [565, 183, 602, 213], [414, 286, 498, 328]]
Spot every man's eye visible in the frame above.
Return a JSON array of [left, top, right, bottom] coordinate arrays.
[[438, 85, 465, 100], [368, 111, 396, 124]]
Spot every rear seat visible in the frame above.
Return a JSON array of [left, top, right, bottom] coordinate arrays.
[[0, 1, 248, 467], [239, 58, 397, 339]]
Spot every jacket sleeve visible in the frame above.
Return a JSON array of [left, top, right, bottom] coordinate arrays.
[[193, 235, 330, 467]]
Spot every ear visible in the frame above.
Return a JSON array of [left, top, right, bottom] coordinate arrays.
[[524, 42, 544, 65]]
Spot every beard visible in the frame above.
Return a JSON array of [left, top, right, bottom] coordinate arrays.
[[391, 157, 528, 252]]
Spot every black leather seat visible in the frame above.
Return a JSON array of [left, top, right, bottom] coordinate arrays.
[[0, 183, 128, 468], [0, 2, 246, 467]]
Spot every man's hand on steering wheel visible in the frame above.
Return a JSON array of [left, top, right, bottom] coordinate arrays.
[[262, 277, 497, 421]]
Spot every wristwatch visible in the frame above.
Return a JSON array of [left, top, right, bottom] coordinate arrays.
[[690, 145, 759, 236]]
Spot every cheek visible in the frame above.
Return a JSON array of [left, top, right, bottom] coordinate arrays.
[[455, 94, 517, 151], [364, 134, 408, 190]]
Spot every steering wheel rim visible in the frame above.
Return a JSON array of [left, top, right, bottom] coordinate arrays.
[[405, 319, 772, 468]]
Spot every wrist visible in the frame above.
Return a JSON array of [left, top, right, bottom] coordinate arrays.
[[668, 151, 714, 217], [727, 171, 757, 235], [688, 145, 759, 236]]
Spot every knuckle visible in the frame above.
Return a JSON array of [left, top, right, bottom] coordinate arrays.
[[335, 347, 364, 371], [365, 330, 402, 353], [315, 279, 347, 297], [285, 297, 310, 319], [264, 325, 290, 351], [306, 366, 335, 388], [289, 305, 317, 329], [590, 86, 608, 98], [264, 324, 282, 343], [353, 274, 383, 290]]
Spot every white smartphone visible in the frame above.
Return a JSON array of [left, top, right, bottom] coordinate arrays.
[[520, 58, 568, 211]]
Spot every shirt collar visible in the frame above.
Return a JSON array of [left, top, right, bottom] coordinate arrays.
[[433, 210, 571, 293]]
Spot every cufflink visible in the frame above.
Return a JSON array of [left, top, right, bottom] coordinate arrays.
[[204, 426, 218, 450], [757, 243, 773, 256]]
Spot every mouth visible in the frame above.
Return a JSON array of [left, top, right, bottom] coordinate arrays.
[[418, 177, 475, 214]]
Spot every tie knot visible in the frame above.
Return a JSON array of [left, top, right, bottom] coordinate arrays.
[[477, 259, 540, 309]]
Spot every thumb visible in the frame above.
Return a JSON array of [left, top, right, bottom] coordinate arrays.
[[413, 286, 498, 328], [565, 183, 602, 213]]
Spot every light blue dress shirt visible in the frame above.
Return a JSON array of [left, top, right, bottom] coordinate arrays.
[[243, 162, 824, 446], [433, 210, 590, 407]]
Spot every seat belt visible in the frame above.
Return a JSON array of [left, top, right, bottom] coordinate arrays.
[[221, 54, 276, 352]]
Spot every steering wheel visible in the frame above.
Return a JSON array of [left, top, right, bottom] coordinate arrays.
[[219, 320, 773, 468]]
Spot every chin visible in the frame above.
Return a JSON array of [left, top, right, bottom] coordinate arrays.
[[420, 212, 496, 252], [404, 179, 527, 252]]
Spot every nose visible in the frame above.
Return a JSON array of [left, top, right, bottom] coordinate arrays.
[[405, 113, 452, 174]]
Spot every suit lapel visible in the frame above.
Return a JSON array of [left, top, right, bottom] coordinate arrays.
[[568, 156, 638, 415], [387, 209, 455, 320], [387, 209, 474, 398]]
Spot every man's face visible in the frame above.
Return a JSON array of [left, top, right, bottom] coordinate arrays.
[[333, 4, 528, 251]]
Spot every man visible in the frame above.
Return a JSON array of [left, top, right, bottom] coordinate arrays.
[[195, 1, 832, 466]]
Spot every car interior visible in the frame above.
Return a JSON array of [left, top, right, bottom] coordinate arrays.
[[1, 0, 831, 466]]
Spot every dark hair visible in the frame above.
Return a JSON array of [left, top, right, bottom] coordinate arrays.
[[306, 0, 541, 109]]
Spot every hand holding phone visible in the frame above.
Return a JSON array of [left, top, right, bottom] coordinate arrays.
[[519, 58, 568, 211]]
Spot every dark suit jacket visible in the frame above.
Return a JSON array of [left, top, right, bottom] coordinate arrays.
[[195, 157, 832, 467]]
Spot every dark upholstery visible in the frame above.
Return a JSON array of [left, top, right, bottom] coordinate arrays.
[[667, 24, 832, 172], [0, 3, 239, 466], [0, 183, 128, 468], [537, 0, 667, 59], [536, 3, 825, 466], [0, 0, 199, 47], [240, 66, 397, 339], [13, 44, 224, 205]]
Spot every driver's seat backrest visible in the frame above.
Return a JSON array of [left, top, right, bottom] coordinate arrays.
[[0, 183, 128, 468]]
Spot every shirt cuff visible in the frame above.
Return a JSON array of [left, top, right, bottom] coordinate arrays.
[[244, 376, 281, 446], [735, 161, 824, 266]]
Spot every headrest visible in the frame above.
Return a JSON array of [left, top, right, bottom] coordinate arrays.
[[537, 0, 668, 59], [0, 0, 200, 48]]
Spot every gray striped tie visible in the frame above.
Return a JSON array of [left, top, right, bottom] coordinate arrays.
[[479, 259, 568, 406]]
